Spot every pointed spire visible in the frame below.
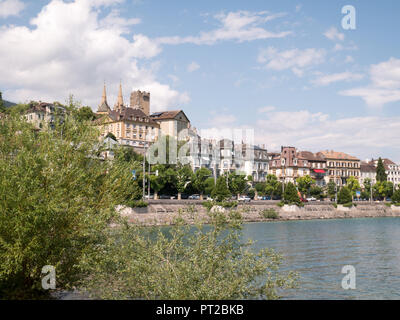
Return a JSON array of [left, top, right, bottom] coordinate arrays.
[[101, 81, 107, 105], [97, 81, 111, 114], [117, 81, 124, 106], [114, 80, 125, 112]]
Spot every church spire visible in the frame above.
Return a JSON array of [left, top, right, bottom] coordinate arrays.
[[97, 81, 111, 114], [114, 81, 126, 112]]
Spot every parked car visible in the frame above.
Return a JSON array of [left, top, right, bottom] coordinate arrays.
[[144, 194, 154, 199], [159, 195, 175, 199], [306, 197, 317, 201], [206, 196, 213, 201], [188, 194, 200, 200], [238, 196, 251, 202], [300, 198, 308, 203]]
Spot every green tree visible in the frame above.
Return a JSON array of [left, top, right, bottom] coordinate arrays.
[[192, 168, 212, 200], [296, 175, 315, 197], [283, 182, 300, 205], [0, 92, 5, 113], [376, 158, 387, 182], [204, 177, 216, 196], [175, 165, 193, 199], [0, 114, 134, 298], [327, 181, 337, 200], [74, 106, 95, 122], [338, 186, 352, 204], [255, 182, 266, 197], [309, 185, 324, 199], [392, 188, 400, 204], [150, 164, 166, 200], [265, 174, 279, 198], [228, 173, 248, 199], [211, 176, 231, 202], [346, 176, 361, 199]]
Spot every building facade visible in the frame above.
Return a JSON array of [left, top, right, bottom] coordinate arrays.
[[370, 158, 400, 187], [24, 102, 66, 130], [360, 161, 377, 188], [297, 151, 327, 186], [317, 150, 360, 186], [150, 110, 191, 141], [268, 146, 311, 183], [95, 84, 160, 154]]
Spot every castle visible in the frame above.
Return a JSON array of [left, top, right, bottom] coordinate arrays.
[[95, 82, 191, 154]]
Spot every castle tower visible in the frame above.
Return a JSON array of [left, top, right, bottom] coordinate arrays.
[[130, 90, 150, 116], [97, 82, 111, 114], [114, 82, 126, 113]]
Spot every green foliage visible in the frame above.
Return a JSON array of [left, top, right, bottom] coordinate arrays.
[[392, 188, 400, 204], [337, 186, 352, 204], [192, 168, 212, 197], [260, 209, 279, 219], [220, 200, 238, 208], [74, 106, 96, 122], [265, 174, 281, 198], [0, 92, 4, 112], [327, 181, 337, 199], [346, 176, 361, 197], [202, 200, 214, 211], [255, 182, 265, 195], [211, 176, 231, 202], [374, 181, 394, 200], [332, 203, 338, 208], [376, 158, 387, 182], [228, 173, 248, 198], [277, 201, 284, 208], [283, 182, 300, 205], [0, 115, 133, 298], [175, 165, 193, 194], [80, 218, 298, 300], [342, 202, 354, 208], [310, 185, 324, 199], [296, 175, 315, 196], [204, 177, 215, 196]]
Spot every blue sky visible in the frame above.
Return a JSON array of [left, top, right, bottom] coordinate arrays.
[[0, 0, 399, 161]]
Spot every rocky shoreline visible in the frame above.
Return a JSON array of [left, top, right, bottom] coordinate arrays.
[[117, 200, 400, 226]]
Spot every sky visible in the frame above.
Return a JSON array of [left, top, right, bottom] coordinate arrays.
[[0, 0, 399, 162]]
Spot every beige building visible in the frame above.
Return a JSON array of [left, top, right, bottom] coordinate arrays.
[[150, 110, 191, 140], [95, 84, 160, 154], [317, 150, 360, 186], [268, 146, 311, 183], [24, 102, 65, 130]]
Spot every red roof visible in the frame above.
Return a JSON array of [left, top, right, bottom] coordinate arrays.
[[313, 169, 326, 173]]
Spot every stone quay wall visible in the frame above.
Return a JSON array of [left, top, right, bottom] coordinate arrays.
[[116, 200, 400, 227]]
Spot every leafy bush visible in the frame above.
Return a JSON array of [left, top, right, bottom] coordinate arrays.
[[392, 189, 400, 205], [260, 209, 279, 219], [220, 200, 238, 208], [202, 200, 214, 211], [332, 203, 338, 208], [125, 200, 148, 208], [277, 201, 285, 208], [80, 217, 298, 299], [283, 182, 300, 205], [338, 186, 352, 205], [342, 202, 353, 208]]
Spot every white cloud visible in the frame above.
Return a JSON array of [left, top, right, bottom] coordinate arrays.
[[340, 57, 400, 108], [253, 109, 400, 161], [187, 61, 200, 72], [324, 27, 345, 41], [312, 71, 364, 86], [257, 46, 326, 76], [0, 0, 25, 18], [0, 0, 188, 111], [208, 114, 237, 126], [258, 106, 276, 113], [156, 10, 291, 45], [345, 55, 354, 63]]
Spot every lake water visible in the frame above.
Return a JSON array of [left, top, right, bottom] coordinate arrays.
[[242, 217, 400, 299]]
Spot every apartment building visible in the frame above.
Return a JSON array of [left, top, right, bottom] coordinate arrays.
[[24, 102, 66, 130], [317, 150, 360, 186]]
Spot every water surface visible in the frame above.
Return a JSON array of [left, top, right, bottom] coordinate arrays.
[[242, 217, 400, 299]]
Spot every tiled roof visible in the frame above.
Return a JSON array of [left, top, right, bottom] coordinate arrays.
[[360, 161, 376, 173], [150, 110, 184, 120], [297, 151, 325, 161], [318, 150, 359, 161], [94, 107, 159, 126]]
